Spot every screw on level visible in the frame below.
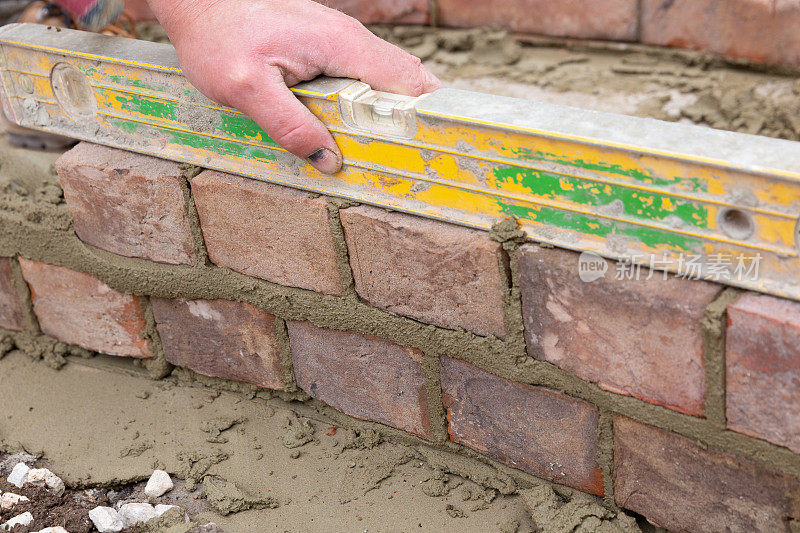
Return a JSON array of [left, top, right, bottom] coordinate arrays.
[[18, 74, 34, 94]]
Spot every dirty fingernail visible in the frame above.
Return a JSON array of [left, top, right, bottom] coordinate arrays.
[[307, 148, 342, 174]]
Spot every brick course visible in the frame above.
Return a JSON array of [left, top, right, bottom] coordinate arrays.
[[340, 205, 507, 338], [437, 0, 639, 41], [18, 258, 151, 357], [0, 257, 24, 331], [641, 0, 800, 67], [56, 143, 196, 265], [519, 245, 720, 416], [287, 320, 432, 438], [440, 356, 603, 495], [614, 417, 800, 531], [726, 293, 800, 453], [191, 171, 344, 295], [320, 0, 429, 24], [152, 298, 285, 389]]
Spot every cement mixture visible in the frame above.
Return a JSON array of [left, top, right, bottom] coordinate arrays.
[[3, 23, 797, 532]]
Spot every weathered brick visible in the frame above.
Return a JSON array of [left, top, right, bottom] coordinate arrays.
[[614, 416, 800, 531], [642, 0, 800, 66], [440, 356, 603, 495], [437, 0, 639, 41], [0, 258, 24, 331], [340, 205, 507, 338], [726, 293, 800, 453], [18, 258, 151, 357], [519, 245, 720, 416], [191, 171, 344, 295], [320, 0, 429, 24], [152, 298, 285, 389], [287, 320, 432, 438], [56, 142, 195, 265]]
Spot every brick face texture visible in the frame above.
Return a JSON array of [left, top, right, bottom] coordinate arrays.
[[0, 258, 24, 331], [614, 417, 800, 531], [519, 245, 720, 415], [18, 258, 151, 357], [152, 298, 285, 389], [191, 171, 344, 295], [437, 0, 639, 41], [641, 0, 800, 66], [340, 205, 507, 338], [56, 143, 196, 265], [287, 321, 432, 438], [440, 356, 603, 495], [320, 0, 429, 24], [726, 293, 800, 453]]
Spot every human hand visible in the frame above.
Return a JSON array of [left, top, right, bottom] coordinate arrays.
[[147, 0, 443, 173]]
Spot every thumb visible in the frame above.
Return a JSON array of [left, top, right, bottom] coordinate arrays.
[[236, 67, 342, 174]]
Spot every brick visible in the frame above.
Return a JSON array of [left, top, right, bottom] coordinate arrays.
[[18, 258, 151, 357], [440, 356, 603, 495], [0, 258, 24, 331], [726, 293, 800, 453], [287, 321, 432, 438], [152, 298, 285, 389], [614, 416, 800, 531], [642, 0, 800, 67], [519, 245, 720, 416], [437, 0, 638, 41], [191, 171, 344, 295], [319, 0, 429, 24], [340, 205, 506, 338], [56, 142, 195, 265]]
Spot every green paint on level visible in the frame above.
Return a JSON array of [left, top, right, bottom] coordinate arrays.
[[501, 145, 706, 192], [108, 74, 167, 93], [218, 114, 278, 148], [492, 164, 708, 229], [499, 202, 702, 252], [114, 94, 177, 121], [105, 117, 276, 163]]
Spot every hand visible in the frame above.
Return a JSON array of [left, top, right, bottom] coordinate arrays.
[[147, 0, 443, 173]]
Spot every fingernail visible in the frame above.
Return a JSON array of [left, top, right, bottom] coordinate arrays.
[[307, 148, 342, 174]]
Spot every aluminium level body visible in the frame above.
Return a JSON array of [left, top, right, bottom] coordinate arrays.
[[1, 23, 800, 300]]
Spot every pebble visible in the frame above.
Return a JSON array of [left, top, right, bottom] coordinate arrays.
[[0, 492, 30, 510], [34, 528, 70, 533], [154, 504, 182, 517], [7, 463, 29, 488], [89, 506, 124, 533], [25, 468, 65, 496], [118, 502, 158, 527], [144, 469, 173, 498], [1, 511, 34, 531]]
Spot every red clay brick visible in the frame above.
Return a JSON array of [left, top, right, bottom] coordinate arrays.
[[18, 258, 151, 357], [340, 205, 507, 338], [519, 245, 720, 416], [440, 356, 603, 495], [56, 142, 195, 265], [726, 293, 800, 453], [614, 416, 800, 531], [642, 0, 800, 66], [287, 321, 432, 438], [320, 0, 429, 24], [0, 258, 24, 331], [152, 298, 285, 389], [191, 171, 344, 295], [437, 0, 639, 41]]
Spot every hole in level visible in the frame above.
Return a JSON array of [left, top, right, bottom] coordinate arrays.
[[718, 208, 755, 240]]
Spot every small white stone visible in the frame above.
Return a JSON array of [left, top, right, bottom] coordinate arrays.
[[24, 468, 65, 497], [89, 506, 124, 533], [1, 511, 34, 531], [0, 492, 30, 510], [33, 528, 70, 533], [118, 502, 158, 528], [7, 463, 29, 488], [154, 503, 181, 517], [144, 469, 173, 498]]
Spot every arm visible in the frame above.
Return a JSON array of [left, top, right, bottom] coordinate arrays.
[[146, 0, 443, 173]]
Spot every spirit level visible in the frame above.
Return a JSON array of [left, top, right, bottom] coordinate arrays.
[[1, 23, 799, 299]]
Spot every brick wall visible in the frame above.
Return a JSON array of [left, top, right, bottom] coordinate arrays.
[[2, 142, 800, 531], [321, 0, 800, 67]]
